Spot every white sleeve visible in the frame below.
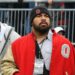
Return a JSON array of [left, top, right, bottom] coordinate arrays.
[[3, 23, 21, 43], [9, 30, 21, 43]]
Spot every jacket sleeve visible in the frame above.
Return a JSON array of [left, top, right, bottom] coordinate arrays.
[[64, 43, 75, 75], [0, 45, 19, 75], [4, 24, 21, 44], [9, 30, 21, 43]]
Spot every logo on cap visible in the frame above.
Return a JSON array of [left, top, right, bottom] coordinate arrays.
[[35, 9, 41, 15]]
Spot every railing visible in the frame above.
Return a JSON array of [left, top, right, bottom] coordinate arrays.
[[0, 8, 75, 45], [24, 0, 75, 2], [1, 0, 75, 2]]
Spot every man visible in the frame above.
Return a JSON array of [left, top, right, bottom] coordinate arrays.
[[54, 26, 65, 36], [1, 6, 75, 75], [0, 22, 20, 58]]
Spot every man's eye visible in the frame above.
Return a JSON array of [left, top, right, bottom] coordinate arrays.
[[36, 15, 41, 17], [45, 15, 49, 17]]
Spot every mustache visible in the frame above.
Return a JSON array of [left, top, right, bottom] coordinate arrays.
[[39, 21, 48, 25]]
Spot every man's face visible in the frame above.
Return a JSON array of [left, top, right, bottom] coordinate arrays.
[[32, 13, 51, 34], [58, 31, 65, 36]]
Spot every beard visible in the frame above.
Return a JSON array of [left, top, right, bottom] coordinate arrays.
[[32, 23, 51, 34]]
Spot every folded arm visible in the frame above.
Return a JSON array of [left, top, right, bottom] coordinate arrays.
[[0, 45, 19, 75]]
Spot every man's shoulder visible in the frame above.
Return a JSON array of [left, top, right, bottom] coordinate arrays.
[[53, 33, 71, 44], [0, 22, 12, 29], [12, 33, 33, 45]]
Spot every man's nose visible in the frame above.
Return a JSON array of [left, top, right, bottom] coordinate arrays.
[[41, 16, 46, 22], [41, 19, 46, 22], [41, 16, 46, 19]]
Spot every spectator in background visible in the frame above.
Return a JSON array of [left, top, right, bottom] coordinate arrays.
[[0, 22, 20, 59], [54, 26, 65, 36], [48, 0, 53, 4], [54, 26, 75, 47], [0, 22, 20, 75], [1, 6, 75, 75], [37, 0, 52, 8]]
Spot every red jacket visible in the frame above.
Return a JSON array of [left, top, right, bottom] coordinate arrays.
[[12, 32, 75, 75]]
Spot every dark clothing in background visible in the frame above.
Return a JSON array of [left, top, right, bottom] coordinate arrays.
[[64, 2, 75, 42]]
